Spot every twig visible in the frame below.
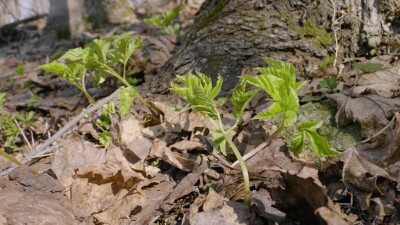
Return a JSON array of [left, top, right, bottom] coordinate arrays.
[[13, 119, 32, 151], [361, 115, 396, 143], [1, 87, 123, 176], [329, 0, 339, 67]]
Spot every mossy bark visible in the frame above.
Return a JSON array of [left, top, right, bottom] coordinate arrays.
[[160, 0, 400, 91]]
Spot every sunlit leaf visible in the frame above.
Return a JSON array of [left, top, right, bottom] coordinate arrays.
[[290, 130, 305, 155], [211, 130, 227, 156], [40, 62, 67, 76], [119, 86, 136, 116], [231, 80, 259, 120], [306, 130, 339, 156], [254, 102, 282, 119]]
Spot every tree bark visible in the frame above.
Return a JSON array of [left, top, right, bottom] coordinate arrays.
[[160, 0, 399, 91]]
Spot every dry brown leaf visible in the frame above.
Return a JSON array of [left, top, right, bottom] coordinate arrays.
[[161, 160, 208, 212], [250, 189, 285, 222], [184, 191, 251, 225], [162, 147, 196, 172], [341, 148, 397, 211], [170, 140, 206, 152], [0, 167, 77, 225], [353, 63, 400, 98], [52, 132, 106, 187], [329, 93, 400, 138]]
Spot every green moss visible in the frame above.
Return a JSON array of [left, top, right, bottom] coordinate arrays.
[[298, 20, 333, 48], [319, 56, 335, 69]]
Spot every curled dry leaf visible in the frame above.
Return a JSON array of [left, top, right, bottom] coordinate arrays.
[[341, 148, 397, 213], [353, 62, 400, 98], [329, 93, 400, 138]]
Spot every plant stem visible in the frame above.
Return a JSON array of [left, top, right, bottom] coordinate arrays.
[[0, 149, 21, 165], [231, 120, 285, 168], [71, 82, 95, 104], [225, 134, 250, 206], [98, 62, 159, 118]]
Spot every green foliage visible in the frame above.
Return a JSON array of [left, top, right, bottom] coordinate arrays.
[[27, 92, 40, 106], [171, 72, 255, 205], [171, 57, 339, 205], [0, 94, 23, 164], [144, 7, 181, 35], [318, 56, 335, 69], [291, 122, 339, 156], [0, 92, 6, 112], [93, 102, 116, 147], [352, 62, 383, 73], [15, 64, 25, 76], [171, 72, 222, 120], [119, 86, 136, 116], [40, 32, 148, 116], [320, 77, 337, 90], [243, 57, 306, 127]]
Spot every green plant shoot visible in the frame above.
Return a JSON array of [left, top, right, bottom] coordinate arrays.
[[40, 32, 153, 117], [243, 57, 338, 156], [0, 93, 22, 165], [144, 7, 180, 35], [320, 77, 337, 90], [171, 72, 257, 205]]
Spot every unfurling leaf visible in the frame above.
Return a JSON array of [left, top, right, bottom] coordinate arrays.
[[119, 86, 136, 116], [231, 80, 259, 120], [40, 62, 67, 76], [171, 72, 221, 120]]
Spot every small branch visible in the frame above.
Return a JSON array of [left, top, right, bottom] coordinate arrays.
[[13, 119, 32, 151], [329, 0, 339, 67], [361, 115, 396, 143], [1, 87, 123, 176]]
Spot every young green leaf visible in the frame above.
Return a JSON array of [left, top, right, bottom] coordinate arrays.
[[290, 121, 339, 156], [119, 86, 136, 116], [40, 62, 67, 76], [290, 130, 306, 155], [27, 92, 40, 106], [15, 64, 24, 76], [211, 130, 227, 156], [320, 77, 337, 90], [144, 7, 180, 28], [306, 130, 339, 156], [99, 130, 112, 147], [0, 92, 6, 113], [231, 80, 259, 120], [92, 39, 111, 63], [242, 74, 283, 101], [171, 72, 221, 120], [60, 47, 90, 64], [353, 62, 383, 73]]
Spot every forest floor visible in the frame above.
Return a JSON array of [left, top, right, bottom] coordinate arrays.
[[0, 2, 400, 225]]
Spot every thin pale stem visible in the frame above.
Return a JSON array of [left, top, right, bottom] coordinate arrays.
[[231, 120, 285, 167], [98, 62, 159, 118], [225, 135, 250, 206], [0, 149, 21, 165], [71, 81, 95, 104]]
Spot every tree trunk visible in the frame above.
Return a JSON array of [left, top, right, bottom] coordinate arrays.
[[160, 0, 399, 91], [43, 0, 136, 39]]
